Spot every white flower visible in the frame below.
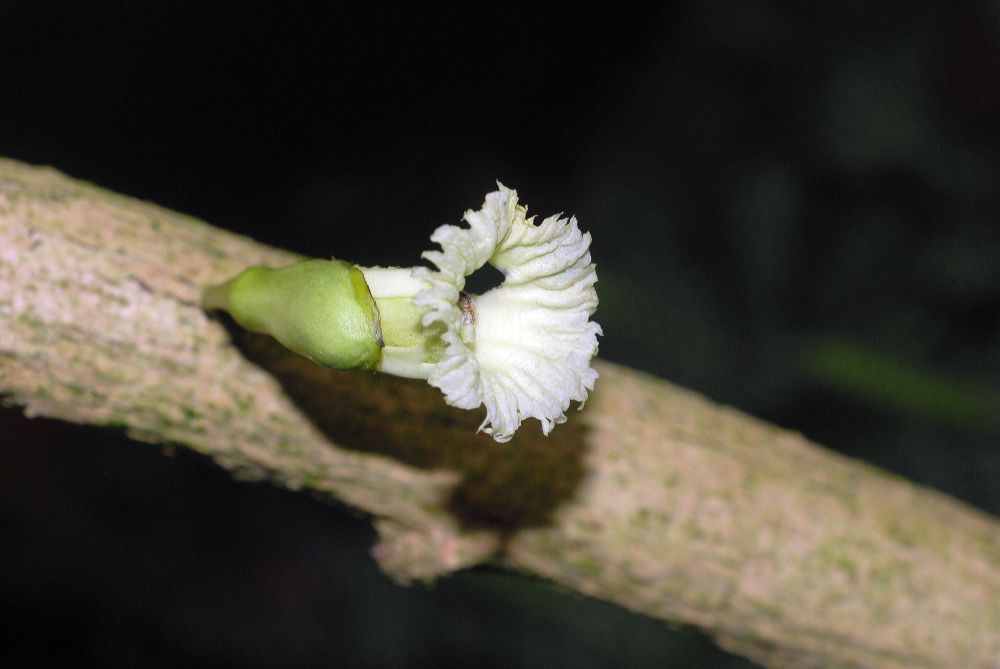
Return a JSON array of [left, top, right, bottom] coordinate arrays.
[[207, 183, 601, 443], [408, 184, 601, 442]]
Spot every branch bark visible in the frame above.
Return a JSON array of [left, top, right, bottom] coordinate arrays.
[[1, 158, 997, 669]]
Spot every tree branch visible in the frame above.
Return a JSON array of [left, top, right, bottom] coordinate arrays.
[[1, 158, 997, 669]]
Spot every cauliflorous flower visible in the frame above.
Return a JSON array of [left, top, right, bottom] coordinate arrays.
[[204, 184, 601, 442]]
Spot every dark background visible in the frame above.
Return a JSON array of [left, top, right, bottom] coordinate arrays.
[[2, 2, 999, 667]]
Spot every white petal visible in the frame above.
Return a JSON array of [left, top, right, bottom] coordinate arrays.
[[414, 184, 601, 442]]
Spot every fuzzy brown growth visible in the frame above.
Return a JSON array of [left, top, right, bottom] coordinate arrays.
[[459, 293, 476, 327]]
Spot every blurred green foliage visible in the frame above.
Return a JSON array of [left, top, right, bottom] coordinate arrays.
[[801, 337, 1000, 432]]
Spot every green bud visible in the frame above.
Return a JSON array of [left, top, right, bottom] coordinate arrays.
[[203, 259, 383, 370]]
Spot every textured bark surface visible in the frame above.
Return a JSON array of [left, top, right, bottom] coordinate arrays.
[[1, 158, 998, 668]]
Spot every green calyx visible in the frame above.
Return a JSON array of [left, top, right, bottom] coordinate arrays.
[[203, 259, 383, 370]]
